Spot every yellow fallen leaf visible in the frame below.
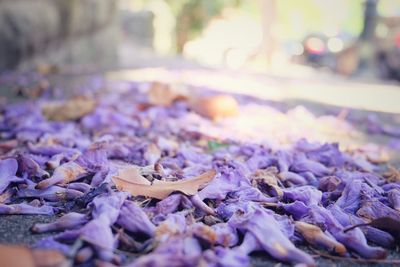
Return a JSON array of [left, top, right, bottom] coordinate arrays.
[[112, 169, 216, 199], [42, 97, 96, 121]]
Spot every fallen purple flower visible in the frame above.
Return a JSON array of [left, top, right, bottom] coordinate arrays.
[[127, 236, 202, 267], [204, 246, 250, 267], [317, 175, 342, 192], [2, 74, 400, 266], [27, 142, 80, 157], [0, 202, 54, 215], [17, 185, 84, 202], [79, 217, 116, 261], [0, 158, 23, 194], [33, 236, 71, 255], [67, 182, 92, 193], [277, 171, 307, 185], [294, 221, 346, 255], [116, 200, 155, 237], [305, 204, 387, 259], [31, 212, 88, 233], [75, 147, 109, 173], [17, 154, 49, 178], [289, 157, 331, 177], [388, 189, 400, 212], [283, 186, 322, 206], [46, 153, 68, 169], [281, 201, 310, 220], [36, 161, 87, 189], [190, 194, 215, 215], [328, 204, 395, 248], [211, 223, 238, 247], [151, 193, 193, 216], [91, 191, 128, 224], [357, 198, 400, 221], [229, 206, 315, 265]]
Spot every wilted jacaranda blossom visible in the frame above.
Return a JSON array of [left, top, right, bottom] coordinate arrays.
[[117, 200, 155, 237], [304, 204, 387, 259], [31, 212, 89, 233], [228, 204, 315, 266], [0, 158, 24, 194]]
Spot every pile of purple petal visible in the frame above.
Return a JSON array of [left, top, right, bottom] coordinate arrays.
[[0, 77, 400, 267]]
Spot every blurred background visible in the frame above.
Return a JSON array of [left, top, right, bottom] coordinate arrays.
[[1, 0, 400, 83]]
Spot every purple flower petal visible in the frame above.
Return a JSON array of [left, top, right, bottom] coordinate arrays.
[[117, 200, 155, 237], [32, 212, 88, 233], [0, 202, 54, 215]]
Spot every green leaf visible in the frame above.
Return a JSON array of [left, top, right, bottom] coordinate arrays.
[[207, 140, 229, 152]]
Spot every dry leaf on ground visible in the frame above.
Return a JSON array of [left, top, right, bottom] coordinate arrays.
[[112, 169, 216, 199], [144, 143, 162, 165], [253, 168, 283, 197], [0, 244, 66, 267], [383, 166, 400, 183], [190, 94, 239, 120], [42, 97, 96, 121], [112, 165, 151, 185], [148, 82, 187, 106]]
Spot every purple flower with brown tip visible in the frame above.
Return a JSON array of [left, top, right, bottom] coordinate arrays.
[[0, 158, 24, 194]]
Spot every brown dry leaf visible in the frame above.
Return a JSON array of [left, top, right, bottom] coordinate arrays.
[[367, 152, 390, 164], [35, 63, 59, 75], [42, 97, 96, 121], [253, 167, 283, 197], [363, 147, 390, 164], [191, 224, 217, 245], [112, 169, 216, 199], [113, 166, 150, 185], [383, 165, 400, 183], [0, 189, 14, 204], [155, 221, 182, 238], [0, 245, 34, 267], [0, 245, 66, 267], [31, 249, 67, 267], [148, 82, 187, 106], [190, 94, 239, 120], [144, 143, 162, 165], [0, 139, 18, 154]]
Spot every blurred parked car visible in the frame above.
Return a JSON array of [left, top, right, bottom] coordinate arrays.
[[374, 16, 400, 81], [291, 32, 351, 72]]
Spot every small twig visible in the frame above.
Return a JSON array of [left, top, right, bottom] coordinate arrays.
[[260, 202, 279, 208], [343, 223, 370, 233], [309, 247, 400, 264]]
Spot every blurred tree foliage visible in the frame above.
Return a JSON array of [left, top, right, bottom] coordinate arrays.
[[132, 0, 394, 54], [165, 0, 243, 52]]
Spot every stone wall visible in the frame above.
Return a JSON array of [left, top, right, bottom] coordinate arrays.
[[0, 0, 118, 71]]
